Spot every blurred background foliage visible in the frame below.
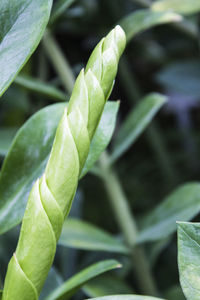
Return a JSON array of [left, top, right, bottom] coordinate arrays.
[[1, 0, 200, 299]]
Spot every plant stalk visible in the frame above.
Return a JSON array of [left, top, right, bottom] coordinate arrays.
[[99, 151, 158, 296], [42, 29, 75, 93]]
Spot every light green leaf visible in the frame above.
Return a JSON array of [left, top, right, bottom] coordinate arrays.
[[111, 93, 166, 163], [51, 0, 76, 23], [81, 101, 119, 177], [120, 9, 182, 43], [44, 260, 121, 300], [15, 75, 67, 101], [83, 274, 134, 297], [152, 0, 200, 15], [59, 218, 129, 254], [0, 128, 18, 156], [178, 222, 200, 300], [0, 0, 52, 96], [138, 183, 200, 243], [0, 101, 118, 234], [87, 296, 165, 300]]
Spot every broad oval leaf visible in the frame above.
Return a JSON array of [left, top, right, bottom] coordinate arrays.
[[87, 296, 165, 300], [0, 0, 52, 96], [0, 103, 65, 235], [137, 183, 200, 243], [0, 101, 118, 234], [44, 260, 121, 300], [178, 222, 200, 300], [152, 0, 200, 15], [59, 218, 129, 254], [111, 94, 166, 163], [119, 9, 182, 43]]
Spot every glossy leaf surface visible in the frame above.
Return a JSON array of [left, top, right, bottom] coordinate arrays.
[[120, 9, 181, 43], [0, 128, 18, 156], [88, 296, 165, 300], [44, 260, 121, 300], [178, 222, 200, 300], [59, 218, 129, 254], [0, 0, 52, 96], [138, 183, 200, 243], [0, 101, 118, 234], [152, 0, 200, 15], [111, 94, 166, 163], [15, 75, 67, 101]]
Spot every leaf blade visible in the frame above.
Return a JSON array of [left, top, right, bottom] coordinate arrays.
[[58, 218, 129, 254], [138, 183, 200, 243], [120, 9, 182, 43], [0, 0, 52, 96], [111, 93, 166, 163], [152, 0, 200, 15], [178, 222, 200, 300], [44, 260, 121, 300]]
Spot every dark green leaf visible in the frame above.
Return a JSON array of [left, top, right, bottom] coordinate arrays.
[[0, 290, 2, 299], [120, 9, 181, 43], [87, 296, 165, 300], [15, 75, 67, 101], [83, 274, 134, 297], [59, 218, 129, 254], [44, 260, 121, 300], [0, 0, 52, 96], [0, 103, 65, 234], [111, 94, 166, 163], [138, 183, 200, 243], [152, 0, 200, 15], [0, 101, 118, 234], [81, 101, 119, 177], [178, 222, 200, 300], [0, 128, 18, 156]]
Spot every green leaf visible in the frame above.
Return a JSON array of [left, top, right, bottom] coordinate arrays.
[[111, 93, 166, 163], [15, 75, 67, 101], [0, 101, 118, 234], [178, 222, 200, 300], [87, 296, 165, 300], [40, 268, 63, 300], [44, 260, 121, 300], [119, 9, 182, 43], [137, 183, 200, 243], [51, 0, 76, 23], [81, 101, 119, 177], [0, 103, 65, 235], [58, 218, 129, 254], [0, 0, 52, 96], [152, 0, 200, 15], [0, 128, 18, 156], [83, 274, 134, 297]]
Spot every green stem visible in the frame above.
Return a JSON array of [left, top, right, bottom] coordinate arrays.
[[42, 29, 75, 93], [99, 151, 158, 296]]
